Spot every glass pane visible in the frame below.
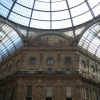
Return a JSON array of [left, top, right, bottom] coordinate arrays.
[[1, 0, 13, 9], [52, 1, 67, 11], [0, 5, 9, 17], [92, 5, 100, 16], [70, 3, 89, 17], [73, 11, 92, 26], [88, 0, 100, 8], [17, 0, 34, 8], [68, 0, 84, 8], [30, 20, 50, 29], [34, 1, 50, 11], [32, 11, 50, 20], [52, 10, 70, 20], [52, 19, 72, 29], [13, 3, 31, 17], [9, 12, 30, 26]]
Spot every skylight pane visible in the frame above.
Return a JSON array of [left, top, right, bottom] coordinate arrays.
[[0, 45, 8, 57], [93, 38, 100, 45], [70, 3, 89, 17], [4, 39, 12, 47], [88, 45, 96, 54], [12, 3, 31, 17], [0, 55, 2, 61], [0, 5, 9, 17], [88, 0, 100, 8], [52, 1, 67, 11], [52, 10, 70, 20], [1, 0, 13, 9], [34, 1, 50, 11], [91, 24, 100, 34], [17, 0, 34, 8], [96, 48, 100, 57], [73, 12, 92, 26], [10, 34, 19, 42], [2, 25, 12, 33], [0, 31, 5, 40], [9, 12, 29, 26], [30, 20, 50, 29], [92, 4, 100, 16], [37, 0, 49, 2], [32, 11, 50, 20], [13, 38, 23, 49], [68, 0, 84, 8], [52, 20, 72, 29], [51, 0, 63, 2], [83, 44, 88, 49], [6, 44, 15, 54]]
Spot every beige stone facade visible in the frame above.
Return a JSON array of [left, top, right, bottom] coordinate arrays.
[[0, 44, 100, 100]]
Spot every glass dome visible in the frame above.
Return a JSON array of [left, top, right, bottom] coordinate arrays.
[[78, 21, 100, 58], [0, 22, 23, 61], [0, 0, 100, 29]]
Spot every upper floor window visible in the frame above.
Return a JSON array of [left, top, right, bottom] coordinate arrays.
[[30, 58, 36, 64], [91, 65, 95, 72], [47, 68, 52, 74], [95, 66, 98, 72], [2, 69, 5, 75], [47, 58, 53, 65], [99, 69, 100, 75], [81, 60, 85, 67], [8, 65, 12, 72], [65, 58, 71, 64], [16, 60, 20, 67]]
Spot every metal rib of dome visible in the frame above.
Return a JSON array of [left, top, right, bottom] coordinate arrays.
[[0, 0, 100, 29]]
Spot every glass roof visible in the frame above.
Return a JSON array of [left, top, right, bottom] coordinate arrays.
[[0, 22, 23, 61], [78, 22, 100, 58], [0, 0, 100, 29]]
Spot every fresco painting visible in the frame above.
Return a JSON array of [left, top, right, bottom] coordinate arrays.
[[30, 35, 70, 47]]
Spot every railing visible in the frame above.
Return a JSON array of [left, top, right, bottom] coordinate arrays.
[[0, 70, 99, 83]]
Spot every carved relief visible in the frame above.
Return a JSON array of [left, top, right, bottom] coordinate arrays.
[[40, 52, 43, 63], [64, 79, 73, 84], [75, 52, 80, 62], [37, 86, 41, 100], [57, 86, 61, 100], [44, 79, 55, 84], [25, 79, 36, 84], [57, 53, 61, 63], [21, 53, 26, 63]]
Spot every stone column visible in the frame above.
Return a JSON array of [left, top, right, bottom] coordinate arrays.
[[56, 85, 62, 100], [76, 85, 83, 100], [37, 85, 42, 100], [16, 79, 23, 100], [52, 85, 55, 100]]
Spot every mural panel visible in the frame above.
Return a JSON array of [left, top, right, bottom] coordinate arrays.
[[29, 35, 70, 47]]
